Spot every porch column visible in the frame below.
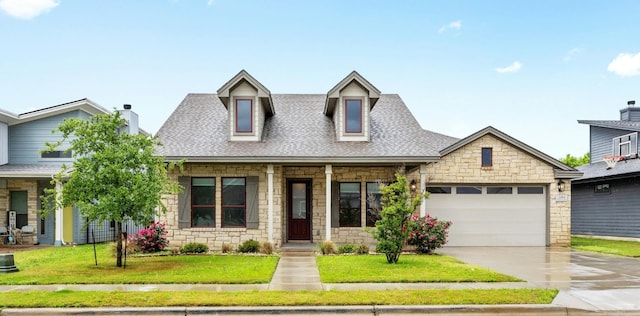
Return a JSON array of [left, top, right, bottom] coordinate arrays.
[[419, 164, 427, 217], [267, 164, 274, 244], [54, 181, 63, 247], [325, 164, 332, 241]]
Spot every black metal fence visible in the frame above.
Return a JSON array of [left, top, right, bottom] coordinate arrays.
[[84, 219, 146, 244]]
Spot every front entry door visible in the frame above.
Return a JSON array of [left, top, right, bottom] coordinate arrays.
[[288, 179, 311, 240]]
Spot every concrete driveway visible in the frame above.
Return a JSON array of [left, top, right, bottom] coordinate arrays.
[[440, 247, 640, 311]]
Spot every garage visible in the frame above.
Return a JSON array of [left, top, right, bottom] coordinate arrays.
[[425, 185, 547, 246]]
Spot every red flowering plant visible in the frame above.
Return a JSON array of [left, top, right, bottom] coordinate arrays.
[[131, 222, 169, 253], [406, 214, 452, 254]]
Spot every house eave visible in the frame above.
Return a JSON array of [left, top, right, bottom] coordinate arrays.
[[164, 156, 439, 165]]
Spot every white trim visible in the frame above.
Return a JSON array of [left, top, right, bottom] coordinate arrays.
[[267, 164, 274, 244], [54, 182, 63, 247], [325, 164, 332, 241], [419, 164, 427, 217]]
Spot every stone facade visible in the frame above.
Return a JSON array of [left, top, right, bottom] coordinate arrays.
[[424, 134, 571, 246], [0, 179, 39, 241]]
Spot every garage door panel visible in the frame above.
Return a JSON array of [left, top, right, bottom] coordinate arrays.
[[425, 186, 546, 246]]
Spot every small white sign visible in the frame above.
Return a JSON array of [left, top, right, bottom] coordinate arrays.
[[555, 194, 568, 202]]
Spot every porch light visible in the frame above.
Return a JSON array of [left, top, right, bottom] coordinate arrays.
[[410, 179, 417, 193], [557, 180, 565, 192]]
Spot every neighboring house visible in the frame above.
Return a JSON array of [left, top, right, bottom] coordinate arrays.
[[156, 70, 581, 248], [572, 101, 640, 239], [0, 100, 144, 245]]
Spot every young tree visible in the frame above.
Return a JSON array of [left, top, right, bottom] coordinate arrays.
[[42, 111, 181, 267], [373, 174, 425, 264], [559, 152, 590, 167]]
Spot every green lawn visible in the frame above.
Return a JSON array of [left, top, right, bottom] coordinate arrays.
[[0, 289, 558, 307], [317, 254, 520, 283], [572, 236, 640, 257], [1, 244, 278, 284]]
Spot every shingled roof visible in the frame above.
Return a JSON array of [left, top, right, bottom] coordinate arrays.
[[578, 120, 640, 132], [156, 93, 457, 164], [574, 158, 640, 183]]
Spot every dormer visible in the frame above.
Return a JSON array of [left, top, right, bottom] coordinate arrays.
[[217, 70, 274, 141], [324, 71, 380, 142]]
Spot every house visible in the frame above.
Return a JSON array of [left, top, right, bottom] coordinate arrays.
[[0, 100, 144, 246], [156, 70, 581, 248], [572, 101, 640, 239]]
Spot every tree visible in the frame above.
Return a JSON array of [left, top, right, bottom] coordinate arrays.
[[42, 111, 181, 267], [373, 174, 425, 264], [559, 152, 590, 167]]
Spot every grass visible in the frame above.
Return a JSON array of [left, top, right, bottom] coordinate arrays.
[[1, 244, 278, 284], [572, 236, 640, 257], [0, 289, 558, 308], [317, 254, 521, 283]]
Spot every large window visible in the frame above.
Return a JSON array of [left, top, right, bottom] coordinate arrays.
[[481, 147, 492, 167], [366, 183, 383, 227], [41, 150, 72, 159], [191, 178, 215, 227], [339, 182, 361, 227], [345, 99, 362, 133], [235, 99, 253, 133], [10, 191, 28, 228], [222, 177, 246, 227]]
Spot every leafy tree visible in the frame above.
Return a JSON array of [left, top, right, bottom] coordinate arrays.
[[42, 111, 181, 267], [559, 152, 590, 167], [373, 174, 426, 264]]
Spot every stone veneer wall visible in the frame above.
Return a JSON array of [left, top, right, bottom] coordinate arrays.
[[424, 134, 571, 246], [161, 163, 283, 250], [0, 180, 39, 239]]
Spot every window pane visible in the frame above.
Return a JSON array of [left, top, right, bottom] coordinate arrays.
[[594, 184, 610, 194], [10, 191, 28, 214], [192, 207, 214, 227], [41, 150, 72, 158], [236, 99, 252, 132], [487, 187, 513, 194], [457, 187, 482, 194], [518, 187, 543, 194], [192, 178, 215, 206], [292, 183, 307, 220], [481, 148, 492, 166], [223, 207, 246, 227], [366, 183, 382, 227], [340, 182, 361, 227], [345, 99, 362, 133], [427, 187, 452, 194], [223, 178, 245, 206], [193, 178, 215, 187]]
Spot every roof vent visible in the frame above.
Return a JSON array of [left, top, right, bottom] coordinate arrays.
[[123, 104, 132, 110], [628, 100, 635, 107]]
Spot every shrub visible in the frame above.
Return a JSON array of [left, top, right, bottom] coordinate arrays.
[[318, 240, 336, 255], [355, 243, 370, 255], [338, 244, 355, 254], [131, 222, 169, 253], [221, 243, 233, 253], [407, 214, 452, 254], [261, 241, 274, 255], [180, 242, 209, 254], [238, 239, 261, 253]]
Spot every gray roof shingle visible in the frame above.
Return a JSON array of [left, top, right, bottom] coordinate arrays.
[[578, 120, 640, 132], [156, 94, 457, 163], [574, 158, 640, 182]]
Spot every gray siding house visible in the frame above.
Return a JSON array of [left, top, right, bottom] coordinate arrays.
[[0, 100, 144, 246], [572, 101, 640, 238]]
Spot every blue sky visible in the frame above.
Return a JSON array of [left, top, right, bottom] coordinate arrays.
[[1, 0, 640, 159]]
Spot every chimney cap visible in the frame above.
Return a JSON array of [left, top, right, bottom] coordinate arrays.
[[123, 104, 132, 110], [628, 100, 635, 107]]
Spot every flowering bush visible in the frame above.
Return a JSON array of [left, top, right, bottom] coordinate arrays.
[[131, 222, 169, 253], [407, 214, 452, 254]]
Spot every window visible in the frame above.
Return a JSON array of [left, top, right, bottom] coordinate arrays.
[[366, 183, 383, 227], [339, 182, 361, 227], [427, 186, 452, 194], [235, 99, 253, 133], [613, 132, 638, 157], [487, 187, 513, 194], [595, 183, 610, 194], [10, 191, 28, 228], [456, 186, 482, 194], [41, 150, 72, 159], [191, 178, 215, 227], [222, 177, 246, 227], [517, 187, 544, 194], [481, 147, 492, 167], [344, 99, 362, 133]]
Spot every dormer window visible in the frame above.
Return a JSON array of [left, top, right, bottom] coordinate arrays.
[[235, 98, 253, 133], [345, 99, 363, 133]]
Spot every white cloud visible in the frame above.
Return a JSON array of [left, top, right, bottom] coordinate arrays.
[[438, 20, 462, 33], [0, 0, 58, 19], [608, 52, 640, 77], [563, 47, 582, 62], [495, 61, 522, 74], [207, 0, 214, 5]]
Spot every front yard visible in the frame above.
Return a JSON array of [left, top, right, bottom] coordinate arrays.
[[572, 236, 640, 257]]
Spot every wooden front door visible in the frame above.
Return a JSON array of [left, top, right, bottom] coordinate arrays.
[[287, 179, 311, 240]]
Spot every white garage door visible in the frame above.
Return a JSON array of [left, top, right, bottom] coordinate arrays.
[[425, 186, 546, 246]]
